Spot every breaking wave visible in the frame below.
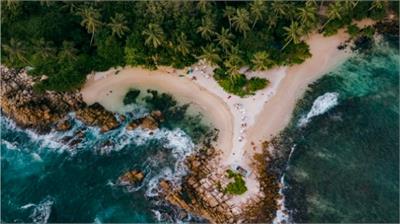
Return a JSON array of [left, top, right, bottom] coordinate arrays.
[[21, 196, 54, 224], [298, 92, 339, 127]]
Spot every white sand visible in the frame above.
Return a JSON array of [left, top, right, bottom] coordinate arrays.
[[81, 20, 372, 206]]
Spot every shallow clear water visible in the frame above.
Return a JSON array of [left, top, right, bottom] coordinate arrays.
[[1, 91, 211, 223], [280, 37, 399, 222]]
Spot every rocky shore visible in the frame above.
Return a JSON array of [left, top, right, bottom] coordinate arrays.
[[159, 144, 280, 223], [1, 67, 280, 223], [0, 67, 166, 134]]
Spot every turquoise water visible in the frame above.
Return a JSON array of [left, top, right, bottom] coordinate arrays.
[[1, 91, 211, 223], [279, 37, 399, 222]]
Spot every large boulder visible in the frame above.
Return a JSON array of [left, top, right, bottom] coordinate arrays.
[[75, 103, 120, 132], [118, 170, 145, 185], [55, 117, 72, 131]]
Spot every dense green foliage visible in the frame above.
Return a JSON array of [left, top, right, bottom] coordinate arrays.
[[1, 0, 393, 92], [214, 67, 268, 96], [225, 169, 247, 195]]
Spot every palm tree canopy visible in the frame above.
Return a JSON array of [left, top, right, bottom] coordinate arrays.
[[196, 17, 215, 40], [109, 13, 130, 38], [223, 6, 235, 30], [79, 7, 101, 34], [58, 41, 78, 62], [251, 51, 273, 71], [250, 0, 266, 28], [198, 44, 221, 66], [296, 4, 318, 32], [78, 6, 102, 45], [175, 32, 192, 56], [142, 23, 165, 48], [2, 38, 30, 65], [327, 1, 344, 20], [282, 21, 303, 49], [215, 27, 234, 50], [232, 8, 251, 35]]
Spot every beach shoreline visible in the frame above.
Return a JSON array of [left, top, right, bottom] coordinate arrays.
[[80, 20, 374, 222]]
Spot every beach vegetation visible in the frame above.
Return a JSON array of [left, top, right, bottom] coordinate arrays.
[[225, 169, 247, 195], [214, 68, 268, 97], [1, 1, 392, 92]]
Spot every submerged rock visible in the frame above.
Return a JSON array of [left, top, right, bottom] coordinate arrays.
[[118, 170, 145, 185]]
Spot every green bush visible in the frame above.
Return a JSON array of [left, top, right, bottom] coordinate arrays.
[[247, 77, 269, 92], [224, 170, 247, 195], [213, 68, 269, 97], [347, 24, 360, 38]]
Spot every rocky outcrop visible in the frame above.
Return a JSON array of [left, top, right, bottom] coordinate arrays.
[[159, 148, 241, 223], [159, 145, 280, 223], [1, 68, 84, 133], [75, 103, 119, 132], [126, 110, 163, 131], [1, 68, 121, 133], [118, 170, 145, 185]]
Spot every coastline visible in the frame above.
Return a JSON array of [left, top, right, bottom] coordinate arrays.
[[79, 21, 373, 222]]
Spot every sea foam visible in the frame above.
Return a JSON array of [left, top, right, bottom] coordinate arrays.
[[21, 196, 54, 224], [298, 92, 339, 127]]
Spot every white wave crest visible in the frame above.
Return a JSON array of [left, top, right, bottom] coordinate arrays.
[[273, 175, 290, 224], [298, 92, 339, 127], [21, 196, 54, 224]]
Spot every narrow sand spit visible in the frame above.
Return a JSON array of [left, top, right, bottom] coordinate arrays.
[[81, 20, 374, 206]]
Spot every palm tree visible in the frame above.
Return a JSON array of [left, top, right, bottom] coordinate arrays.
[[224, 53, 243, 83], [369, 0, 387, 10], [344, 0, 359, 12], [175, 32, 192, 56], [108, 13, 130, 38], [197, 17, 215, 41], [2, 38, 29, 65], [251, 51, 273, 71], [4, 0, 18, 10], [78, 6, 102, 46], [265, 14, 278, 30], [197, 0, 212, 14], [270, 1, 288, 17], [321, 1, 343, 29], [250, 0, 266, 29], [58, 41, 78, 62], [142, 23, 165, 48], [282, 21, 303, 49], [33, 38, 56, 59], [232, 8, 251, 37], [197, 44, 221, 66], [296, 4, 318, 33], [223, 6, 235, 31], [215, 27, 234, 51]]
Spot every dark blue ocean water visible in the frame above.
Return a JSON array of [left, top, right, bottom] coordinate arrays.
[[1, 92, 211, 223], [280, 37, 399, 222]]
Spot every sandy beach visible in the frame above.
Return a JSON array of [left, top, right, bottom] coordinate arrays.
[[81, 20, 373, 205]]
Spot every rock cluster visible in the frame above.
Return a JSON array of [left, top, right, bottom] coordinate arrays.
[[159, 148, 243, 223], [75, 103, 119, 132], [1, 68, 84, 133], [159, 144, 280, 223], [118, 170, 145, 185], [126, 110, 164, 131], [1, 68, 120, 133]]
